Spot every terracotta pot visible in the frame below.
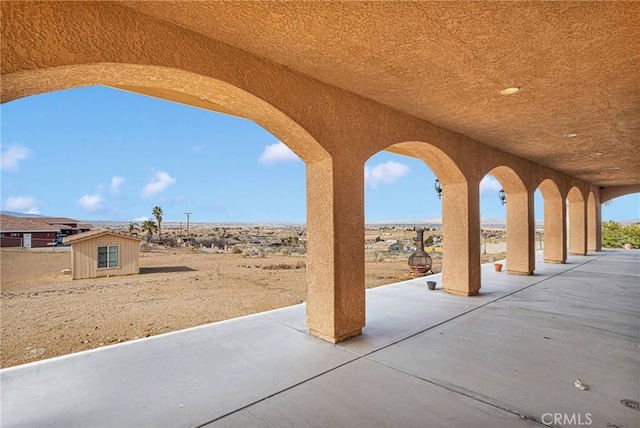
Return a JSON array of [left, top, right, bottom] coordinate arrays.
[[494, 263, 503, 272], [624, 243, 632, 250]]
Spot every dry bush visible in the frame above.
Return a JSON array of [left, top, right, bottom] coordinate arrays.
[[261, 261, 306, 270]]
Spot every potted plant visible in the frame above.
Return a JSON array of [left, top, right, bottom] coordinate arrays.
[[427, 280, 437, 290]]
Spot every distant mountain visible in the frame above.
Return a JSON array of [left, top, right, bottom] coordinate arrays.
[[618, 219, 640, 225], [0, 211, 46, 218]]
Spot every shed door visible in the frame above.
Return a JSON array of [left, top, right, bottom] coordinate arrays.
[[24, 234, 32, 248]]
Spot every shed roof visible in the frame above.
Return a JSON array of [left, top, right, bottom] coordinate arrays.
[[63, 229, 143, 245], [0, 214, 61, 233]]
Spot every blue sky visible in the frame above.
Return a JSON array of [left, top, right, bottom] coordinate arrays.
[[1, 86, 638, 224]]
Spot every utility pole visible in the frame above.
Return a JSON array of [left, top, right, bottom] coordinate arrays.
[[184, 212, 192, 246]]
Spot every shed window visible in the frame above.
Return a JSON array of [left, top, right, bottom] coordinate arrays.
[[98, 246, 119, 268]]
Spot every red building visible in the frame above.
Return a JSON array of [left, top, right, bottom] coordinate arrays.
[[0, 214, 60, 248], [0, 214, 93, 248]]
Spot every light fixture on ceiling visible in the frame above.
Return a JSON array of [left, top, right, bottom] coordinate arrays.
[[563, 133, 577, 138], [500, 87, 520, 95], [434, 179, 442, 199]]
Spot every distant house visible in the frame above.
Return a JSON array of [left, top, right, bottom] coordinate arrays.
[[31, 217, 92, 238], [63, 229, 143, 280], [0, 214, 60, 248], [0, 214, 93, 248]]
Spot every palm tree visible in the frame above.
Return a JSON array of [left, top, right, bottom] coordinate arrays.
[[140, 220, 157, 242], [152, 206, 163, 238], [128, 222, 139, 236]]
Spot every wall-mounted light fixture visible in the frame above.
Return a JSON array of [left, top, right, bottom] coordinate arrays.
[[498, 189, 506, 206], [434, 179, 442, 199]]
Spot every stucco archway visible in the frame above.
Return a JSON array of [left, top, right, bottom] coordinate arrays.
[[587, 192, 599, 252], [2, 64, 328, 164], [567, 187, 587, 255], [381, 142, 480, 296], [484, 166, 534, 275], [2, 63, 370, 343], [537, 179, 566, 263]]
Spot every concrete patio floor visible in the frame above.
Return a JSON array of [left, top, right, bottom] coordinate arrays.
[[1, 250, 638, 427]]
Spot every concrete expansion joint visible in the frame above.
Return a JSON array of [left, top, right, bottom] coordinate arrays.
[[364, 357, 548, 428], [357, 250, 614, 359]]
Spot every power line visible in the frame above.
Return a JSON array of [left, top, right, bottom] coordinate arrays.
[[184, 212, 192, 246]]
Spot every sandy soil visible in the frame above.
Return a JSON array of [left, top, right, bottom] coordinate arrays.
[[1, 246, 441, 368]]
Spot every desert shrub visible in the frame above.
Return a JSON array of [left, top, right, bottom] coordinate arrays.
[[161, 236, 177, 247], [261, 261, 306, 270], [140, 241, 151, 252], [602, 221, 640, 248], [231, 246, 243, 254], [244, 247, 266, 258], [280, 249, 291, 256], [376, 252, 387, 262]]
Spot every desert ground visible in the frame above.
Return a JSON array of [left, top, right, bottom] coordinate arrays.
[[1, 245, 449, 368]]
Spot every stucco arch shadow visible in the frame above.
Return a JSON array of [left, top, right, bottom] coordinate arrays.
[[1, 63, 330, 164], [484, 166, 534, 275], [536, 179, 566, 263]]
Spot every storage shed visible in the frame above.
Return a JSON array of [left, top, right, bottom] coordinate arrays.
[[63, 229, 143, 280]]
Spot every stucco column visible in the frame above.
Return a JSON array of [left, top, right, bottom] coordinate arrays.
[[595, 203, 602, 251], [442, 182, 481, 296], [587, 195, 598, 252], [306, 157, 365, 343], [568, 199, 587, 255], [543, 193, 567, 263], [506, 191, 535, 275]]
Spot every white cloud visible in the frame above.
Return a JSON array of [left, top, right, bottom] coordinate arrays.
[[480, 175, 503, 195], [365, 161, 410, 189], [78, 194, 104, 212], [2, 196, 40, 214], [110, 176, 125, 194], [0, 144, 31, 171], [259, 142, 300, 164], [133, 216, 149, 222], [142, 171, 176, 198]]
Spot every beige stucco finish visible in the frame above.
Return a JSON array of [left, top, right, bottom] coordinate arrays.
[[1, 1, 633, 342]]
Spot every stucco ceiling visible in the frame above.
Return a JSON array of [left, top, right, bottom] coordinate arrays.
[[122, 1, 640, 187]]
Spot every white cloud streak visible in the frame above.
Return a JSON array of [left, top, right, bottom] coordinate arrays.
[[480, 175, 503, 195], [2, 196, 40, 214], [365, 161, 410, 189], [78, 194, 104, 212], [111, 176, 125, 194], [259, 142, 300, 164], [0, 144, 31, 171], [142, 171, 176, 198]]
